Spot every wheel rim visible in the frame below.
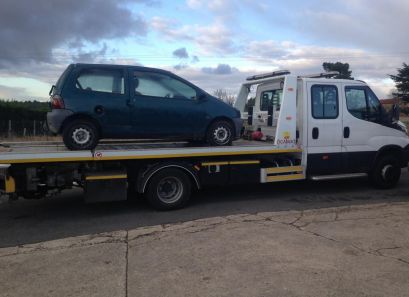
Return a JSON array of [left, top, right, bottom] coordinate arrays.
[[156, 177, 183, 204], [72, 127, 91, 145], [213, 126, 230, 145], [381, 164, 398, 182]]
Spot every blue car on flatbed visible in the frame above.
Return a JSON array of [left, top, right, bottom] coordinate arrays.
[[47, 63, 243, 150]]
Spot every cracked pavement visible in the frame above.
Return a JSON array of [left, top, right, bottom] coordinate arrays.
[[1, 202, 409, 297]]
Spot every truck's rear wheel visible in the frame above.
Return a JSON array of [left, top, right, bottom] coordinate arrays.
[[369, 155, 401, 189], [145, 168, 192, 210]]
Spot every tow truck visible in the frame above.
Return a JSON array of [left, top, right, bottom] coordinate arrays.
[[1, 71, 408, 210]]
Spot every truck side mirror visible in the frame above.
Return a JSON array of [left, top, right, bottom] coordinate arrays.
[[392, 103, 400, 122]]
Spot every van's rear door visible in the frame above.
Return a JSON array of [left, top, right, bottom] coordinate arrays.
[[306, 81, 343, 175]]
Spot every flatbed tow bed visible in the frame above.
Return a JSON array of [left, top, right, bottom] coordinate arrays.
[[0, 139, 305, 209], [0, 140, 302, 163]]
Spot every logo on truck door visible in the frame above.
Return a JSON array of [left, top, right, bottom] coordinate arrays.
[[277, 131, 296, 145]]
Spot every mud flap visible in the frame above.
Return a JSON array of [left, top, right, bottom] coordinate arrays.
[[84, 172, 127, 203]]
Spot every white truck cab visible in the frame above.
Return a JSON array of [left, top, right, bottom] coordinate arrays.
[[235, 71, 409, 187]]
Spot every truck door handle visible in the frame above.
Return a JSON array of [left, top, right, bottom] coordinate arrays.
[[344, 127, 350, 138], [312, 127, 319, 139], [94, 105, 104, 114]]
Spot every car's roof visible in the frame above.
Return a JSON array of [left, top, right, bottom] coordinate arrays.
[[72, 63, 172, 74]]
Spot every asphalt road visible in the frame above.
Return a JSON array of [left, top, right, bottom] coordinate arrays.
[[1, 171, 408, 248]]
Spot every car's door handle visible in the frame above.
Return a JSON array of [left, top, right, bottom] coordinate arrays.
[[312, 127, 319, 139], [344, 126, 350, 138], [94, 105, 104, 115]]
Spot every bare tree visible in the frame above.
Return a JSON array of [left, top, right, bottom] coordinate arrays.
[[213, 89, 236, 106]]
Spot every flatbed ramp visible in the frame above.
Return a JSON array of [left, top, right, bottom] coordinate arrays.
[[0, 140, 302, 164]]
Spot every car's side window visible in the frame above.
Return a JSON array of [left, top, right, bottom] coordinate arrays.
[[76, 69, 124, 94], [311, 85, 338, 119], [134, 72, 197, 100], [345, 87, 382, 123]]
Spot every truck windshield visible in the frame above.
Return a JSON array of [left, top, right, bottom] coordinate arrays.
[[260, 89, 283, 111]]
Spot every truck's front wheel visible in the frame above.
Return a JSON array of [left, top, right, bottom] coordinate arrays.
[[369, 155, 401, 189], [145, 168, 192, 210]]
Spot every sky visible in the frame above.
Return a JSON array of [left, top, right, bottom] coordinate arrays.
[[0, 0, 408, 101]]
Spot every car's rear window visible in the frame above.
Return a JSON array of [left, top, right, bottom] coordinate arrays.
[[54, 65, 73, 93], [76, 68, 124, 94]]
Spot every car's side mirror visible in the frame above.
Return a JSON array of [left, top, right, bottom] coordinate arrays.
[[198, 93, 207, 101]]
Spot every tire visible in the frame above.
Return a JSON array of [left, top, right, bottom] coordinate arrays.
[[206, 120, 234, 146], [62, 120, 99, 150], [145, 168, 192, 210], [369, 155, 401, 189]]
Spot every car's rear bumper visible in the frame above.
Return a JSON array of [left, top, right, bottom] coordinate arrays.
[[47, 109, 73, 134]]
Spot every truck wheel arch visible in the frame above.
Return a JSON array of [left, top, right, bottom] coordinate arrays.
[[138, 162, 201, 194], [373, 145, 405, 168]]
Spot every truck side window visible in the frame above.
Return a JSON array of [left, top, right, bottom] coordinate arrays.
[[367, 89, 382, 122], [311, 85, 338, 119], [345, 87, 382, 123], [76, 69, 124, 94], [260, 90, 283, 111], [134, 72, 197, 100]]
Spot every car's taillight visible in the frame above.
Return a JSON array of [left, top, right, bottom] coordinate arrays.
[[51, 95, 65, 109]]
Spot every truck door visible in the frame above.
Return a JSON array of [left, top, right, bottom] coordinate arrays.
[[341, 85, 384, 172], [306, 82, 343, 175]]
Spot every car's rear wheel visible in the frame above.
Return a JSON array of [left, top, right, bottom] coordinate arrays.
[[206, 120, 233, 146], [62, 120, 99, 150]]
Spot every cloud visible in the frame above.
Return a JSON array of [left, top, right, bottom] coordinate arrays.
[[186, 0, 203, 9], [0, 85, 37, 100], [152, 17, 237, 55], [195, 22, 237, 55], [135, 0, 161, 6], [71, 43, 109, 64], [174, 63, 188, 70], [151, 17, 193, 41], [0, 0, 149, 68], [202, 64, 238, 75], [242, 40, 404, 84], [295, 0, 409, 51], [192, 56, 200, 63], [173, 48, 189, 59]]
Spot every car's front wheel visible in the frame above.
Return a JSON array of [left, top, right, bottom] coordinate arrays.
[[62, 120, 99, 150], [206, 120, 233, 146]]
